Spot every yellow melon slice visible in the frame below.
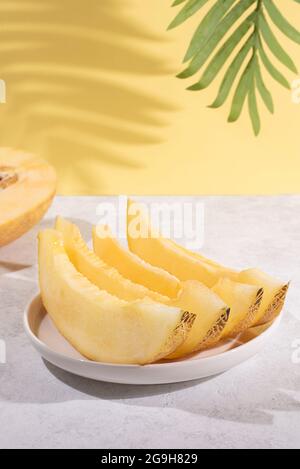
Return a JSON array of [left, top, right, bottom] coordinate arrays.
[[55, 216, 168, 303], [212, 278, 264, 338], [238, 269, 289, 326], [170, 244, 226, 269], [93, 224, 230, 357], [93, 225, 181, 298], [126, 200, 289, 330], [57, 218, 230, 358], [0, 148, 56, 247], [39, 229, 195, 365], [126, 198, 237, 288], [167, 280, 230, 358], [58, 217, 231, 357]]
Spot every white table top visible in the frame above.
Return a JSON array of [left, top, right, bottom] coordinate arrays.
[[0, 196, 299, 449]]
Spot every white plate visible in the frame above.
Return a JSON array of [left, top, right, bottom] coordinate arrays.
[[24, 294, 282, 385]]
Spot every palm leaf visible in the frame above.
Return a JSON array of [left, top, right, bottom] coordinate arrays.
[[172, 0, 188, 6], [255, 58, 274, 113], [178, 0, 256, 79], [184, 0, 237, 62], [248, 73, 261, 136], [169, 0, 211, 30], [188, 12, 255, 90], [169, 0, 300, 135], [228, 55, 255, 122], [258, 40, 291, 89], [259, 12, 297, 73], [209, 36, 254, 108], [263, 0, 300, 44]]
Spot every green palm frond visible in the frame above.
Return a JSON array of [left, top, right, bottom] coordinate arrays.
[[169, 0, 300, 135]]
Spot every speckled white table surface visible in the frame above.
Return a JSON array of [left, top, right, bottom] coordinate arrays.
[[0, 196, 300, 449]]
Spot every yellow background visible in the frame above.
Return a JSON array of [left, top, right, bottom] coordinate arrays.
[[0, 0, 299, 195]]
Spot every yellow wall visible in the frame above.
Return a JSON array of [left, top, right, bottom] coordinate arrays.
[[0, 0, 299, 195]]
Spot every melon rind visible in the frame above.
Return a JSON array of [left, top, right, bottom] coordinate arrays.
[[0, 148, 56, 247]]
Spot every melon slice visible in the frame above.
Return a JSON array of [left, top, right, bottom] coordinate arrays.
[[167, 280, 230, 358], [126, 198, 237, 288], [158, 235, 228, 269], [238, 269, 289, 326], [93, 224, 230, 357], [55, 217, 168, 303], [212, 278, 264, 338], [93, 225, 181, 298], [39, 229, 195, 365], [126, 200, 289, 328], [0, 148, 56, 247]]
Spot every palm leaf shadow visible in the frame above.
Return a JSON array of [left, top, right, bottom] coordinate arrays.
[[0, 0, 179, 192]]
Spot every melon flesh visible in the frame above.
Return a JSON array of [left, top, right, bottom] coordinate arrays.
[[126, 200, 288, 327], [167, 280, 230, 358], [126, 199, 237, 288], [93, 225, 181, 298], [55, 217, 169, 303], [212, 278, 263, 338], [39, 229, 195, 365], [92, 224, 230, 357], [238, 269, 289, 325], [0, 148, 56, 246], [175, 245, 226, 269]]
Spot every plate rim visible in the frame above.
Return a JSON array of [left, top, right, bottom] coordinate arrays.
[[24, 293, 282, 370]]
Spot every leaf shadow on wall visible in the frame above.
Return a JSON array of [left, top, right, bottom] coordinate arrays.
[[0, 0, 179, 193]]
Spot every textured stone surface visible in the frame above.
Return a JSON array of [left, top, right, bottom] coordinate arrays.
[[0, 196, 300, 449]]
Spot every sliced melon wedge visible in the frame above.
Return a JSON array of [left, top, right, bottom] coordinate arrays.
[[238, 269, 289, 326], [168, 242, 226, 269], [93, 225, 181, 298], [56, 217, 168, 303], [0, 148, 56, 246], [126, 199, 237, 288], [167, 280, 230, 358], [39, 229, 195, 365], [93, 224, 230, 357], [126, 200, 288, 328], [212, 278, 264, 338]]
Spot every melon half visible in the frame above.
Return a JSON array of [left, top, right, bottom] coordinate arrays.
[[0, 148, 56, 247], [39, 229, 195, 364]]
